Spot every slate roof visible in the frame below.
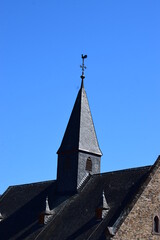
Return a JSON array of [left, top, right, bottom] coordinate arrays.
[[0, 165, 151, 240], [57, 80, 102, 156]]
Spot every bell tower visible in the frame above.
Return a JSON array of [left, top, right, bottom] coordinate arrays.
[[57, 55, 102, 193]]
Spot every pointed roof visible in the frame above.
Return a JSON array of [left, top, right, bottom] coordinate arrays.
[[45, 197, 51, 214], [0, 212, 3, 220], [57, 80, 102, 156]]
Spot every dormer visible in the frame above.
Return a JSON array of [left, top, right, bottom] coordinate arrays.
[[0, 212, 3, 222], [96, 191, 109, 220], [39, 197, 54, 225]]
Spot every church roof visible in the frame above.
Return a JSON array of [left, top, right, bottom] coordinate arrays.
[[1, 58, 157, 239], [0, 165, 151, 240], [57, 80, 102, 156]]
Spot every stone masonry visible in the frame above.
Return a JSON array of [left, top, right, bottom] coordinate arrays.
[[111, 157, 160, 240]]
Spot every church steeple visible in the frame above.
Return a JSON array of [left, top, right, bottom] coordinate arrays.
[[57, 79, 102, 156], [57, 55, 102, 193]]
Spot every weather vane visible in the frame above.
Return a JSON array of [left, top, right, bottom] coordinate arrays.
[[80, 54, 87, 80]]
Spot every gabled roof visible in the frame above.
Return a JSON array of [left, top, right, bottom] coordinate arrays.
[[0, 180, 57, 240], [57, 80, 102, 156], [28, 166, 151, 240], [0, 164, 151, 240]]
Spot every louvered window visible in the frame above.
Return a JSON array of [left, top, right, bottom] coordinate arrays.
[[86, 157, 92, 172]]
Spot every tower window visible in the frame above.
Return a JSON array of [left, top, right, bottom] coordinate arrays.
[[86, 157, 92, 172], [153, 215, 159, 234]]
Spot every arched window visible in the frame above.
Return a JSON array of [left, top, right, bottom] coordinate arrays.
[[154, 216, 159, 233], [86, 157, 92, 172]]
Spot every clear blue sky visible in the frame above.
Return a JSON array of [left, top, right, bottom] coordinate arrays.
[[0, 0, 160, 194]]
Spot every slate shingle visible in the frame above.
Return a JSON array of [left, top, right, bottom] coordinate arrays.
[[57, 81, 102, 156], [0, 165, 151, 240]]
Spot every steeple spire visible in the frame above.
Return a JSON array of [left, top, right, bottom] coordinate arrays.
[[57, 78, 102, 155], [57, 55, 102, 193]]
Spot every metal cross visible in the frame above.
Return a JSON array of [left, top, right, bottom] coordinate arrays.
[[80, 54, 87, 79]]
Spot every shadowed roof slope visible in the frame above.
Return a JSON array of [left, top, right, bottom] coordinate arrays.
[[57, 80, 102, 156], [0, 165, 151, 240], [31, 166, 151, 240]]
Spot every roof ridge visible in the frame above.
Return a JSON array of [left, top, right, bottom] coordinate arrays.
[[0, 186, 12, 203], [77, 84, 82, 151], [7, 179, 55, 188], [96, 165, 151, 176]]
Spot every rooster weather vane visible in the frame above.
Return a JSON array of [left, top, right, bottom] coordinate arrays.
[[80, 54, 87, 80]]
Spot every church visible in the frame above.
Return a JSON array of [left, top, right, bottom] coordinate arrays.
[[0, 55, 160, 240]]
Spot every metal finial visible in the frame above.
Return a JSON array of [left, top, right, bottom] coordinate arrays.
[[80, 54, 87, 80]]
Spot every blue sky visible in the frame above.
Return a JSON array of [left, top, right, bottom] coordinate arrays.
[[0, 0, 160, 194]]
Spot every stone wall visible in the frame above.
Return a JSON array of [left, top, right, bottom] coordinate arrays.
[[112, 163, 160, 240]]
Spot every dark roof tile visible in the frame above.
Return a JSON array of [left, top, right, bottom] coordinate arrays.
[[57, 81, 102, 156], [0, 165, 151, 240]]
